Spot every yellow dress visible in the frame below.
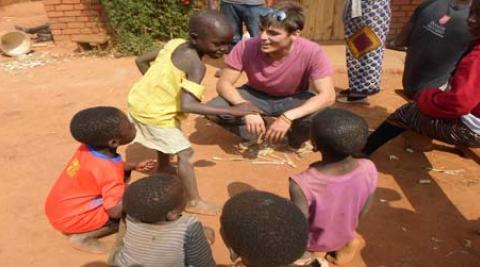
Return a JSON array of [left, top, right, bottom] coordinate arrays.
[[128, 38, 205, 128]]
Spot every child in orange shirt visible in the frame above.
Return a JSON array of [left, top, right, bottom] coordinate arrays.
[[45, 106, 155, 253]]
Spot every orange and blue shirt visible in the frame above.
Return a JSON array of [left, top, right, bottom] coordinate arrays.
[[45, 144, 125, 234]]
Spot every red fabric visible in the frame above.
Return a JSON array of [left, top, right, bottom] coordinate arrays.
[[416, 42, 480, 119], [45, 145, 125, 234]]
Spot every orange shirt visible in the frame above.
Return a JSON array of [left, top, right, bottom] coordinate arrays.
[[45, 144, 125, 234]]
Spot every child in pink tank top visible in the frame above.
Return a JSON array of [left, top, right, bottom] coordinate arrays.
[[289, 108, 377, 266]]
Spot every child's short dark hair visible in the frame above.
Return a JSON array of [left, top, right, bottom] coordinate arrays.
[[260, 1, 305, 33], [189, 9, 231, 36], [123, 175, 185, 223], [311, 108, 368, 157], [70, 106, 125, 146], [220, 191, 308, 267]]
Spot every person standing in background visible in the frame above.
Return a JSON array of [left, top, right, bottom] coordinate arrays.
[[338, 0, 391, 103], [388, 0, 472, 99], [208, 0, 266, 46]]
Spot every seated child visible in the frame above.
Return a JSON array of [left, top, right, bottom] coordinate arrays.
[[128, 10, 260, 215], [289, 108, 378, 265], [220, 190, 309, 267], [111, 174, 216, 267], [45, 106, 156, 253]]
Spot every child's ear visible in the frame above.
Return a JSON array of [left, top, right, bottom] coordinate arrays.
[[291, 30, 301, 38], [189, 32, 199, 44], [166, 210, 181, 221]]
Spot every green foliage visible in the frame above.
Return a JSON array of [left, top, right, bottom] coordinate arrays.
[[100, 0, 196, 56]]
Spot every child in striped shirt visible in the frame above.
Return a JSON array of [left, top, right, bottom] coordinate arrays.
[[111, 175, 215, 267]]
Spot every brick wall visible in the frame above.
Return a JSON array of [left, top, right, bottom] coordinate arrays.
[[42, 0, 109, 45], [1, 0, 42, 5], [388, 0, 422, 40]]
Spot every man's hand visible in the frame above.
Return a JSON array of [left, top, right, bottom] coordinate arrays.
[[245, 114, 266, 135], [133, 159, 157, 173], [228, 102, 262, 116], [265, 115, 291, 143]]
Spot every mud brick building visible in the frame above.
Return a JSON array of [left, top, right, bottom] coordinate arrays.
[[41, 0, 109, 46], [38, 0, 423, 45]]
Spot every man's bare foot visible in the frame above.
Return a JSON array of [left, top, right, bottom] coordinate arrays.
[[185, 199, 219, 216], [326, 238, 360, 265], [69, 234, 108, 254]]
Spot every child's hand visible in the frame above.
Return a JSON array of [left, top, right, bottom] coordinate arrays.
[[203, 226, 215, 245], [228, 102, 262, 116], [133, 159, 157, 173]]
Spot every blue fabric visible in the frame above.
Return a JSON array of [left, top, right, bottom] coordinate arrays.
[[87, 145, 122, 163], [220, 1, 266, 45]]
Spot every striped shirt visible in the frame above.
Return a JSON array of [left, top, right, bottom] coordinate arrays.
[[113, 215, 215, 267]]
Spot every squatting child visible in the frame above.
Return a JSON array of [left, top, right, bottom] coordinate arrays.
[[220, 191, 309, 267], [110, 174, 216, 267], [128, 10, 259, 215], [289, 108, 378, 266], [45, 106, 156, 253]]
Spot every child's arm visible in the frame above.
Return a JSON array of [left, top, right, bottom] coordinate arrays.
[[181, 90, 260, 116], [184, 220, 216, 267], [180, 62, 261, 116], [359, 194, 374, 218], [289, 179, 309, 219], [123, 159, 157, 182], [135, 47, 161, 74], [107, 202, 123, 219]]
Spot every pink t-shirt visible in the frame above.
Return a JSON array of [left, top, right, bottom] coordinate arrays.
[[225, 37, 334, 96], [290, 159, 377, 252]]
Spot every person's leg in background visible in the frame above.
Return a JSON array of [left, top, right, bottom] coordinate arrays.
[[339, 0, 391, 103], [220, 1, 243, 46], [242, 4, 267, 38]]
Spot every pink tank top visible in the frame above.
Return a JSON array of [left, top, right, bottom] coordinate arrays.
[[291, 159, 377, 252]]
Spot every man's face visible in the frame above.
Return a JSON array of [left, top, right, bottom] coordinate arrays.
[[259, 25, 293, 54]]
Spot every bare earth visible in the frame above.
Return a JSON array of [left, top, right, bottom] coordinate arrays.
[[1, 2, 480, 267]]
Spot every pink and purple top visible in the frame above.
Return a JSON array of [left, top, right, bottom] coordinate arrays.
[[290, 159, 377, 252], [225, 37, 334, 96]]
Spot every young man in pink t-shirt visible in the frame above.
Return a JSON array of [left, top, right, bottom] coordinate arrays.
[[208, 1, 335, 149]]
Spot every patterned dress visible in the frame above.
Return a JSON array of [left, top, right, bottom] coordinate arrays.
[[344, 0, 391, 97]]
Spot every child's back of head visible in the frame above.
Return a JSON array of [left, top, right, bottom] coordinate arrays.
[[113, 175, 217, 267], [311, 108, 368, 158], [123, 174, 186, 223], [70, 106, 132, 147], [220, 191, 308, 267]]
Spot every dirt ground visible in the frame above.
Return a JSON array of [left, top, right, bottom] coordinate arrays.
[[1, 2, 480, 267]]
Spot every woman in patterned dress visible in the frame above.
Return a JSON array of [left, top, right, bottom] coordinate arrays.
[[338, 0, 391, 103]]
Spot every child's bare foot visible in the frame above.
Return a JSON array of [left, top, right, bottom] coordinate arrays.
[[69, 233, 108, 254], [185, 199, 219, 216], [326, 237, 360, 265], [293, 251, 315, 265]]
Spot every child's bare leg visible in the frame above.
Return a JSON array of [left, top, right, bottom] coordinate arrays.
[[156, 151, 177, 174], [68, 224, 118, 254], [177, 147, 217, 215], [326, 237, 360, 265]]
